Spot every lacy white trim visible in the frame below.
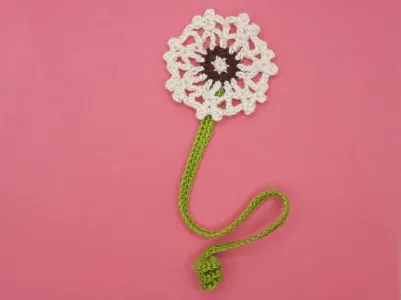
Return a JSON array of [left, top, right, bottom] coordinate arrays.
[[163, 9, 278, 121]]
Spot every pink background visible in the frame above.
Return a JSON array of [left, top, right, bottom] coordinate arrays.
[[0, 0, 400, 299]]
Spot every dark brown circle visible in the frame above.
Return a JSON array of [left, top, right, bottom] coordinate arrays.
[[200, 46, 240, 84]]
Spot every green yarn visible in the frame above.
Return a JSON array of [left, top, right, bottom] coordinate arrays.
[[178, 115, 290, 291], [214, 87, 225, 97]]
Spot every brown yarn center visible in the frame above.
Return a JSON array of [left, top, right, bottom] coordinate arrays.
[[200, 46, 240, 84]]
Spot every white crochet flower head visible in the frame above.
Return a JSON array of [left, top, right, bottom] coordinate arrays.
[[163, 9, 278, 121]]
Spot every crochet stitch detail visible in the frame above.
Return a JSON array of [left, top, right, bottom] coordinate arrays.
[[166, 9, 289, 291], [194, 256, 223, 291], [164, 9, 278, 121], [179, 114, 289, 291]]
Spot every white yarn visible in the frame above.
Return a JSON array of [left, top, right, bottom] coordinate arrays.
[[163, 9, 278, 121]]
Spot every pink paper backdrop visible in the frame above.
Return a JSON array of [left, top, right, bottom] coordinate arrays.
[[0, 0, 400, 299]]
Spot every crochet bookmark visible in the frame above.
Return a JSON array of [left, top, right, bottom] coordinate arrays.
[[164, 9, 289, 291]]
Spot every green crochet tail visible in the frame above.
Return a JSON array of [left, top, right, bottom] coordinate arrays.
[[179, 110, 289, 291]]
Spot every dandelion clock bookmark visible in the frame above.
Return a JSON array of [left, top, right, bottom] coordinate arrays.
[[163, 9, 289, 291]]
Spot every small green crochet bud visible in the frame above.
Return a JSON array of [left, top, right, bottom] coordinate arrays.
[[194, 255, 223, 291]]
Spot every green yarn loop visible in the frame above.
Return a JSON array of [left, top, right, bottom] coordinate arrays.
[[179, 115, 290, 291]]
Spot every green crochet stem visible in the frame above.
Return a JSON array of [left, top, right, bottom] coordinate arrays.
[[179, 99, 290, 291]]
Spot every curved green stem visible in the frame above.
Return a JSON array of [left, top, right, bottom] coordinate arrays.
[[178, 115, 289, 291]]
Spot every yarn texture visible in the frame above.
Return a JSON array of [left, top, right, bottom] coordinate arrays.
[[179, 115, 289, 291], [163, 8, 278, 121], [165, 9, 289, 291]]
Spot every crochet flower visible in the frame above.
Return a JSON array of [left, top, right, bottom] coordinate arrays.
[[163, 9, 278, 121]]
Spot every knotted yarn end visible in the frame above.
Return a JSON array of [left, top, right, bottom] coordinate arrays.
[[194, 255, 223, 291]]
